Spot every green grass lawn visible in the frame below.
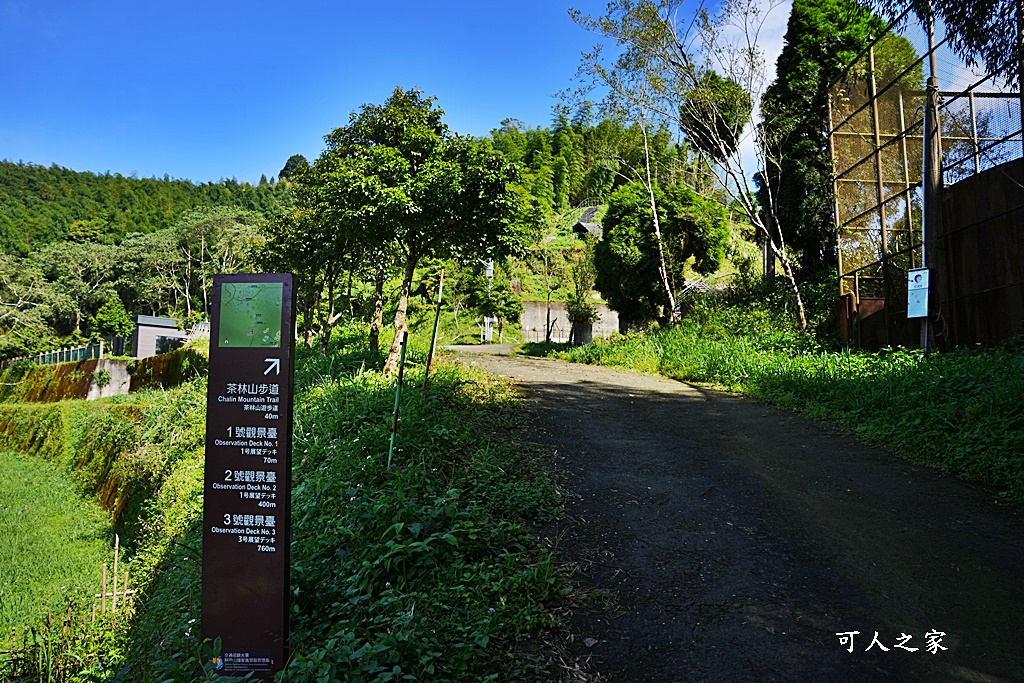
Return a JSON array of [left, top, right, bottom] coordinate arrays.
[[0, 451, 111, 631]]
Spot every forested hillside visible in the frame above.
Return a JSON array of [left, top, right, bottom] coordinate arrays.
[[0, 160, 292, 255], [0, 206, 275, 359], [487, 106, 712, 216], [0, 94, 735, 365]]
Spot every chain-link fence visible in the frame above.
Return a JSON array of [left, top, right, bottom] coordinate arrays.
[[828, 7, 1022, 318]]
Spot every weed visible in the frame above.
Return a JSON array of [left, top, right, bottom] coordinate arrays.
[[555, 291, 1024, 499], [2, 323, 565, 681]]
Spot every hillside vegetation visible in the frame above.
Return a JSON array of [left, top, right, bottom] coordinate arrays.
[[0, 160, 292, 255], [1, 331, 567, 681]]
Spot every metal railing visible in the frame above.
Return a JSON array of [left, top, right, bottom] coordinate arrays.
[[828, 6, 1023, 308], [0, 341, 104, 369]]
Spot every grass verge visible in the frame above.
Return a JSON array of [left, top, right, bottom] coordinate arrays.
[[550, 293, 1024, 500], [0, 452, 111, 632], [3, 327, 566, 681]]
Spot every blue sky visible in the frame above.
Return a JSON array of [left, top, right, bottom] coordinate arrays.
[[0, 0, 613, 184]]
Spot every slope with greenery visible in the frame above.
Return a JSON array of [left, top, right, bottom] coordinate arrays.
[[0, 160, 291, 257], [489, 111, 698, 217], [0, 91, 743, 365], [1, 329, 566, 682], [0, 206, 268, 360]]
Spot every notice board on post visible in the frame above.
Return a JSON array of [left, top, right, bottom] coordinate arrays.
[[202, 273, 295, 680]]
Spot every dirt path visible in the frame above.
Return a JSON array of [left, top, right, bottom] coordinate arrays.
[[450, 349, 1024, 683]]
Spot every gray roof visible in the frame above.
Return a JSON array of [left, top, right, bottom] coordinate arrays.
[[574, 206, 603, 239], [574, 222, 603, 238], [132, 315, 181, 329]]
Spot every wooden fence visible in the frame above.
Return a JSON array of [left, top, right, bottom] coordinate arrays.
[[0, 535, 136, 679]]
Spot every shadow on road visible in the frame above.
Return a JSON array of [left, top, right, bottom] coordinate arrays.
[[453, 353, 1024, 683]]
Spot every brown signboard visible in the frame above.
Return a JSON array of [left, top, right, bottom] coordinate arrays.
[[201, 273, 294, 680]]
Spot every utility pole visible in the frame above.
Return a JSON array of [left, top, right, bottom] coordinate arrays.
[[922, 3, 943, 351], [1018, 0, 1024, 158]]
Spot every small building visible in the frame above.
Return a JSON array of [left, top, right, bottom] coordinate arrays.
[[130, 316, 189, 358], [573, 206, 603, 240]]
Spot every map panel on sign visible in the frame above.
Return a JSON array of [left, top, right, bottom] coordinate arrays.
[[219, 282, 284, 348]]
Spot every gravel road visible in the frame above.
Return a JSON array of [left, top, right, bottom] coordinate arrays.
[[450, 348, 1024, 683]]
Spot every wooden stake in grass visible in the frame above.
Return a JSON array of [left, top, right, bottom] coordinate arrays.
[[423, 269, 444, 394], [100, 563, 107, 614], [387, 331, 409, 470], [111, 534, 119, 619]]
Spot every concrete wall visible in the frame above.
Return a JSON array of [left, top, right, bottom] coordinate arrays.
[[85, 359, 132, 400], [521, 300, 619, 343]]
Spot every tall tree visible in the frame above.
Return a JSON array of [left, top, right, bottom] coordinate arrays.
[[310, 87, 533, 375], [594, 181, 728, 326], [91, 295, 134, 341], [257, 208, 338, 348], [573, 0, 812, 332], [0, 255, 57, 357], [173, 207, 264, 319], [761, 0, 884, 275], [31, 241, 122, 337]]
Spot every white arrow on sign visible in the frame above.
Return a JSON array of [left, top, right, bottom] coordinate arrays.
[[264, 358, 281, 376]]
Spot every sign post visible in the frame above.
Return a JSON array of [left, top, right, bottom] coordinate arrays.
[[201, 273, 295, 681], [907, 268, 930, 319]]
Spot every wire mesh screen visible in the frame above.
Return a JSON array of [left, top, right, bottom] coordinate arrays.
[[828, 8, 1023, 305]]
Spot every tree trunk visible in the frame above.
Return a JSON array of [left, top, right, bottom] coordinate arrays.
[[303, 303, 314, 348], [763, 213, 777, 279], [368, 260, 386, 354], [305, 284, 318, 349], [346, 266, 354, 317], [759, 216, 807, 333], [546, 292, 552, 344], [314, 279, 327, 354], [639, 111, 676, 317], [780, 255, 808, 333], [201, 234, 209, 318], [319, 262, 336, 354], [544, 251, 552, 343], [383, 255, 418, 377]]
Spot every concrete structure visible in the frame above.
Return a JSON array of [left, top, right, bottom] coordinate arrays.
[[130, 315, 189, 359], [521, 300, 619, 344], [85, 358, 132, 400]]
